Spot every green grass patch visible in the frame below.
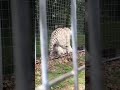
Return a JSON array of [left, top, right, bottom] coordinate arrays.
[[48, 64, 73, 80], [35, 55, 85, 89], [51, 71, 85, 90]]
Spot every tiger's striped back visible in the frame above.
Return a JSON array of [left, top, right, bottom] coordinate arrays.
[[49, 27, 72, 56]]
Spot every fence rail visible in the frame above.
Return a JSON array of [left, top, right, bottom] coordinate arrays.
[[35, 65, 85, 90]]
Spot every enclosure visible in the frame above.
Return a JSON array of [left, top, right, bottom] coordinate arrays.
[[0, 0, 120, 90], [35, 0, 85, 90], [36, 0, 120, 90]]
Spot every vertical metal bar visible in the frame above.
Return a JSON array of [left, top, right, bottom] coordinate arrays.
[[35, 32, 36, 64], [88, 0, 104, 90], [39, 0, 49, 90], [11, 0, 34, 90], [35, 18, 36, 64], [71, 0, 79, 90], [0, 20, 3, 90]]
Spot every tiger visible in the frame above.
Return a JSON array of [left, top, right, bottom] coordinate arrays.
[[49, 27, 72, 56]]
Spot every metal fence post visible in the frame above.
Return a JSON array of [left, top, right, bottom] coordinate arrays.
[[39, 0, 49, 90], [88, 0, 104, 90], [11, 0, 34, 90], [71, 0, 79, 90], [0, 20, 3, 90], [35, 21, 37, 64]]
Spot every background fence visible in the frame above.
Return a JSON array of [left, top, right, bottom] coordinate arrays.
[[35, 0, 85, 58], [0, 0, 35, 89], [86, 0, 120, 90], [0, 0, 14, 75], [1, 0, 120, 90], [100, 0, 120, 59], [35, 0, 85, 90]]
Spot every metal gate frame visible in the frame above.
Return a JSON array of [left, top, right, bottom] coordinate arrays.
[[35, 0, 85, 90]]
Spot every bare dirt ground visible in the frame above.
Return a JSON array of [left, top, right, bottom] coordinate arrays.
[[86, 59, 120, 90], [3, 51, 120, 90]]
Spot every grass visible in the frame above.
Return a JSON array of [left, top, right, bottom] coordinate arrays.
[[50, 71, 85, 90], [35, 32, 85, 89], [35, 55, 85, 90]]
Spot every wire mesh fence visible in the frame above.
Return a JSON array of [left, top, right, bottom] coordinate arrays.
[[0, 14, 3, 89], [2, 0, 120, 90], [35, 0, 85, 90], [101, 0, 120, 59], [0, 0, 14, 76], [100, 1, 120, 89], [1, 0, 120, 90], [0, 1, 15, 89], [35, 0, 85, 58], [86, 0, 120, 90], [0, 0, 35, 89], [0, 1, 16, 89]]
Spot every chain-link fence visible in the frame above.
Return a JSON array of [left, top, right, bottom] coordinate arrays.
[[1, 0, 120, 90], [35, 0, 85, 58], [101, 0, 120, 59], [100, 1, 120, 89], [0, 0, 14, 75], [0, 0, 35, 89], [86, 0, 120, 89], [0, 1, 15, 82], [35, 0, 85, 90], [0, 1, 15, 89]]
